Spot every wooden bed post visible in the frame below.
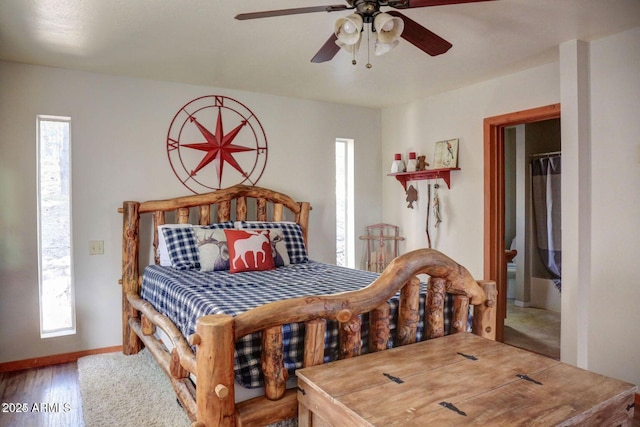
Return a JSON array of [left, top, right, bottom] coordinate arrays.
[[472, 280, 498, 340], [194, 314, 236, 427], [303, 319, 327, 367], [397, 277, 420, 345], [122, 201, 143, 355], [426, 277, 447, 339], [262, 326, 287, 400], [452, 296, 470, 334], [369, 304, 390, 352], [297, 202, 311, 248]]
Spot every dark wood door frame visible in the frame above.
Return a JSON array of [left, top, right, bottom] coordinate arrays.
[[483, 103, 561, 342]]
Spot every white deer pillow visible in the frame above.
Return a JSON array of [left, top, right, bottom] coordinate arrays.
[[224, 229, 275, 273], [193, 227, 230, 272]]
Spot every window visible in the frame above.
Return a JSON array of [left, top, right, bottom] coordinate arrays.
[[335, 138, 355, 268], [37, 116, 75, 337]]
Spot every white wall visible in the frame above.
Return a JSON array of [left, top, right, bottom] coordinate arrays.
[[381, 28, 640, 388], [0, 61, 381, 363], [587, 27, 640, 386], [381, 62, 560, 276]]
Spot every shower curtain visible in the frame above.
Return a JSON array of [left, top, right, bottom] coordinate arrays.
[[531, 154, 562, 292]]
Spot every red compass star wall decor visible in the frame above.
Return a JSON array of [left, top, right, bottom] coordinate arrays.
[[166, 95, 268, 193]]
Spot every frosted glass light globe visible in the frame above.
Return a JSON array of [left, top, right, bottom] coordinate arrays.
[[382, 20, 394, 32], [343, 21, 356, 33]]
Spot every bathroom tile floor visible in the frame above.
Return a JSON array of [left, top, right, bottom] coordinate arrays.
[[504, 299, 560, 360]]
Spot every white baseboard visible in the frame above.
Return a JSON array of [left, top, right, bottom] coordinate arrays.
[[514, 299, 531, 308]]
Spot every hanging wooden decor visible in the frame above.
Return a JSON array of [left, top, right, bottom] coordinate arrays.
[[406, 185, 418, 209], [433, 183, 442, 227]]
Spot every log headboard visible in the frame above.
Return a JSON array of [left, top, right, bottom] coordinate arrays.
[[119, 184, 311, 354]]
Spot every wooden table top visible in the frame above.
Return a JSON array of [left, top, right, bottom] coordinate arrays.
[[297, 333, 637, 426]]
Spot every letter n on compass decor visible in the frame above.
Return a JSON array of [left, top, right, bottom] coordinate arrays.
[[166, 95, 268, 193]]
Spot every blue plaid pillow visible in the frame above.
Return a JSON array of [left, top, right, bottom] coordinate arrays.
[[162, 226, 199, 270], [236, 221, 308, 264], [162, 222, 234, 270]]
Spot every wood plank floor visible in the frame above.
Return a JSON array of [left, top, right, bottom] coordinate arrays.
[[0, 363, 83, 427], [1, 361, 638, 426]]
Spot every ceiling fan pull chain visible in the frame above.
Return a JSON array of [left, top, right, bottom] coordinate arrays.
[[366, 23, 373, 68]]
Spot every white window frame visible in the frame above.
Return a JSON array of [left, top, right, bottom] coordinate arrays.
[[37, 115, 76, 338], [336, 138, 355, 268]]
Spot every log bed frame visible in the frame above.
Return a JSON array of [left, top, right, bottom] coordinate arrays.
[[119, 184, 497, 427]]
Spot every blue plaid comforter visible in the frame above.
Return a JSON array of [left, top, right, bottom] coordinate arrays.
[[141, 261, 456, 388]]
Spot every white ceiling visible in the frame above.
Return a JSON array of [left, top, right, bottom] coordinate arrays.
[[1, 0, 639, 108]]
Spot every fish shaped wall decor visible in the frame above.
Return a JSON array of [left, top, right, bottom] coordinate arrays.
[[406, 185, 418, 209]]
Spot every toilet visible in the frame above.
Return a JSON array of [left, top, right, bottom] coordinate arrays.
[[507, 237, 517, 299]]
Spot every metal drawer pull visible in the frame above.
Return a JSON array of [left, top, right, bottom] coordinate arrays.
[[439, 401, 466, 416], [516, 374, 543, 385], [383, 373, 404, 384], [457, 352, 478, 361]]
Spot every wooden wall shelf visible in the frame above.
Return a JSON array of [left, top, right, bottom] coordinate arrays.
[[388, 168, 460, 190]]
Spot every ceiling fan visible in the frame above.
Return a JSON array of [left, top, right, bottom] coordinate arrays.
[[236, 0, 495, 64]]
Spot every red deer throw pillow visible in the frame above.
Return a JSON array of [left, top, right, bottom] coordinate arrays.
[[224, 229, 275, 273]]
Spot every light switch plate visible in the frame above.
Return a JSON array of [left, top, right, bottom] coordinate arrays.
[[89, 240, 104, 255]]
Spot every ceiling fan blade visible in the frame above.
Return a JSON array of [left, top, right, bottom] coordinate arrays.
[[311, 34, 341, 63], [387, 11, 452, 56], [391, 0, 495, 8], [235, 5, 348, 21]]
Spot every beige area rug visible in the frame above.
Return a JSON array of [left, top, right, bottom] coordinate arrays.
[[78, 349, 190, 427]]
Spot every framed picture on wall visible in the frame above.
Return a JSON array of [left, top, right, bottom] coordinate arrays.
[[433, 138, 459, 169]]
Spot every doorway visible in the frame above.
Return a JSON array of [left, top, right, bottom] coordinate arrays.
[[504, 121, 561, 358], [483, 103, 561, 343]]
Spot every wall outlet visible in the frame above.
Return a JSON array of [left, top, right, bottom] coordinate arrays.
[[89, 240, 104, 255]]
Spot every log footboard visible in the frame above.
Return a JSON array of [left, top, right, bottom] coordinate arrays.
[[190, 248, 497, 427]]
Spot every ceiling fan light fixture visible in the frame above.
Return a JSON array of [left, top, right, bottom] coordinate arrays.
[[373, 12, 404, 44], [334, 13, 364, 46]]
